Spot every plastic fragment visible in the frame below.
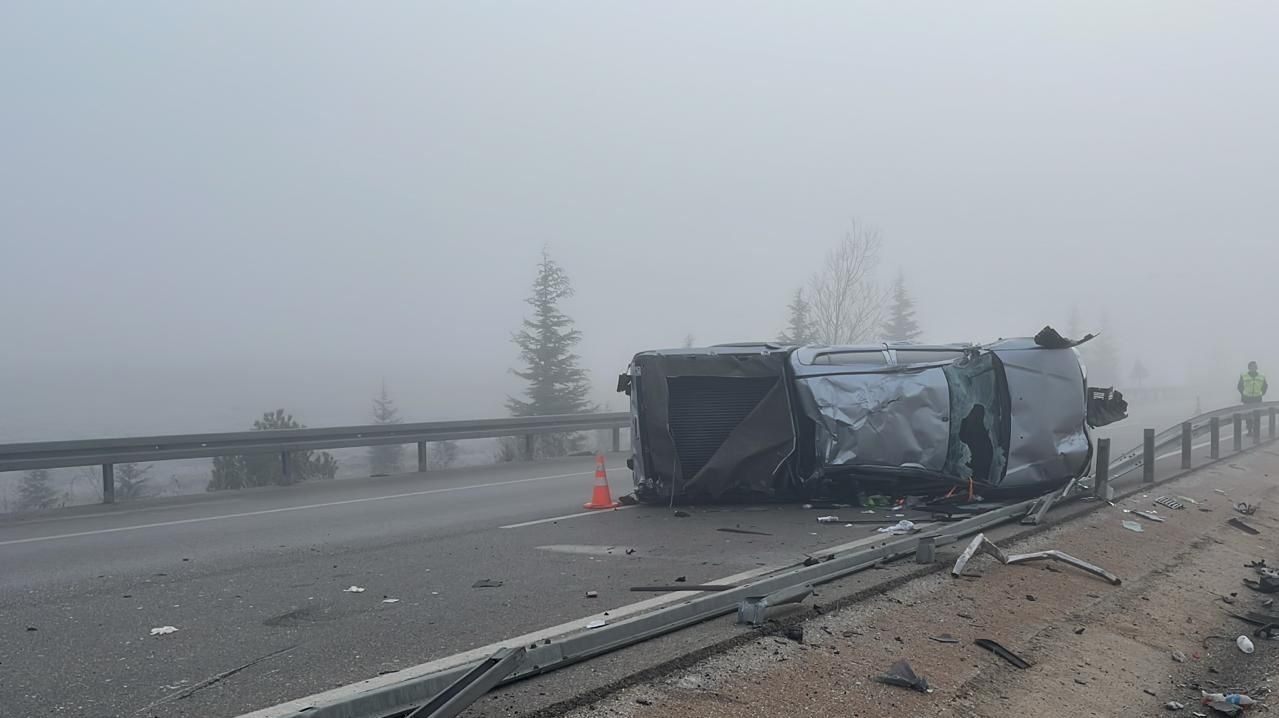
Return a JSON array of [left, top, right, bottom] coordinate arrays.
[[875, 658, 931, 693], [1236, 635, 1255, 653], [1166, 701, 1186, 710], [586, 619, 607, 629], [343, 585, 366, 593], [149, 626, 178, 636], [876, 520, 917, 535], [1122, 520, 1144, 532]]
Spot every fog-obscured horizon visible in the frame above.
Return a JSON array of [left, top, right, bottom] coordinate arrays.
[[4, 2, 1276, 442]]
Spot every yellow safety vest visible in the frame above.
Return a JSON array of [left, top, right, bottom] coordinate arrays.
[[1241, 372, 1266, 398]]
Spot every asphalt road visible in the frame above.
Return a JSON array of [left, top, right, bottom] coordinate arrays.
[[0, 398, 1222, 718], [0, 454, 900, 718]]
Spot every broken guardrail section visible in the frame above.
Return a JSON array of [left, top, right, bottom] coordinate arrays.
[[951, 533, 1121, 586]]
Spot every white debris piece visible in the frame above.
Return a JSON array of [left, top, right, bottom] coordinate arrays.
[[149, 626, 178, 636], [586, 619, 607, 629], [1237, 635, 1255, 654], [382, 598, 400, 603], [877, 520, 916, 535], [344, 586, 366, 593]]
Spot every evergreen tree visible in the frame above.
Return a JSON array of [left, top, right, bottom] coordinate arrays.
[[18, 469, 58, 510], [115, 463, 153, 500], [208, 410, 338, 490], [507, 249, 594, 458], [1130, 359, 1150, 388], [368, 382, 404, 475], [881, 271, 922, 343], [777, 288, 817, 344]]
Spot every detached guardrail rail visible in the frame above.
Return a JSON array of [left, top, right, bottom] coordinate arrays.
[[0, 412, 630, 503]]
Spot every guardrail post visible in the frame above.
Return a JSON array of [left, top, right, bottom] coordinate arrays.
[[915, 536, 936, 564], [101, 463, 115, 504], [1253, 409, 1262, 446], [1234, 413, 1243, 452], [1181, 422, 1192, 470], [281, 451, 291, 483], [524, 434, 535, 461], [1142, 429, 1155, 484], [1210, 416, 1220, 458], [417, 442, 428, 473], [1093, 438, 1110, 500], [611, 427, 621, 453]]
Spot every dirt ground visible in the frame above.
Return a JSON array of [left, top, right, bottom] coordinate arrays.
[[564, 450, 1279, 718]]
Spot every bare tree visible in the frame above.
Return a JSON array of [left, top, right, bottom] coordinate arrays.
[[808, 222, 886, 345]]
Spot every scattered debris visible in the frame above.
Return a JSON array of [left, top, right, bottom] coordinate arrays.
[[951, 534, 1008, 577], [1143, 688, 1158, 697], [817, 516, 841, 524], [1236, 635, 1255, 654], [1234, 502, 1258, 515], [1214, 489, 1229, 496], [1074, 627, 1086, 635], [381, 598, 400, 604], [1205, 703, 1241, 717], [1252, 623, 1278, 640], [928, 634, 960, 644], [343, 585, 366, 593], [1133, 510, 1167, 523], [1171, 649, 1187, 663], [1122, 520, 1145, 533], [802, 557, 820, 567], [625, 548, 636, 555], [716, 527, 773, 536], [783, 626, 804, 643], [1155, 497, 1186, 510], [875, 658, 931, 693], [974, 638, 1031, 669], [1227, 518, 1260, 535], [674, 576, 687, 583], [149, 626, 178, 636], [1201, 693, 1256, 706], [1167, 701, 1186, 710], [876, 520, 918, 535], [672, 511, 691, 518], [586, 620, 607, 629], [1025, 594, 1037, 602], [1221, 595, 1237, 605], [585, 591, 598, 599], [25, 626, 37, 632], [471, 579, 503, 588]]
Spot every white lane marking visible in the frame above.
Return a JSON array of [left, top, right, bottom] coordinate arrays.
[[235, 530, 899, 718], [0, 470, 595, 548], [500, 505, 635, 529]]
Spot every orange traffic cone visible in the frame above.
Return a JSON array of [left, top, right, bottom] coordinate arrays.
[[583, 454, 620, 510]]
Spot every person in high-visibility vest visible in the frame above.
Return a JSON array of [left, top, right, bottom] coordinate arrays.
[[1239, 361, 1268, 404], [1239, 361, 1268, 435]]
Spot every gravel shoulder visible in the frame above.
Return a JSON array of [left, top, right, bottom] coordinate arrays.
[[564, 451, 1279, 718]]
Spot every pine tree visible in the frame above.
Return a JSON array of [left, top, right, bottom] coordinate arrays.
[[18, 469, 58, 510], [881, 271, 922, 343], [368, 382, 404, 475], [778, 288, 817, 345], [208, 410, 338, 490], [507, 249, 594, 458], [1130, 359, 1150, 388]]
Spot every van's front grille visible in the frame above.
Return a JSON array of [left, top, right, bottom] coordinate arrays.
[[667, 376, 776, 478]]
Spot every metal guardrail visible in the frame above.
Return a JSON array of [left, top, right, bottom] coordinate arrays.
[[1106, 401, 1279, 480], [0, 412, 631, 502]]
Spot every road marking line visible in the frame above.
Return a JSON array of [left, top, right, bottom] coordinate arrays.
[[234, 529, 899, 718], [0, 470, 595, 547], [501, 505, 635, 529]]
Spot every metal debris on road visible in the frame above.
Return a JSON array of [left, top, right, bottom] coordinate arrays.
[[817, 515, 841, 523], [149, 626, 178, 636], [1234, 502, 1257, 515], [1155, 497, 1186, 510], [951, 534, 1009, 577], [974, 638, 1032, 669], [1226, 518, 1260, 535], [1171, 649, 1187, 663], [1122, 520, 1144, 532], [875, 658, 932, 693], [631, 585, 733, 592], [928, 634, 960, 644], [585, 591, 598, 598], [716, 527, 773, 536], [585, 619, 607, 629], [381, 598, 400, 604], [1004, 550, 1122, 586], [471, 579, 503, 588], [343, 585, 366, 593], [672, 510, 691, 518], [1133, 511, 1167, 523]]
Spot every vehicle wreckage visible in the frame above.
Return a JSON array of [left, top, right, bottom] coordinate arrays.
[[617, 328, 1127, 504]]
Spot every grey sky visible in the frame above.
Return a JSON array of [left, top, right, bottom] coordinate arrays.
[[3, 2, 1277, 440]]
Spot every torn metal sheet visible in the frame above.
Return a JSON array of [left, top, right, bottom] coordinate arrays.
[[1004, 550, 1122, 586], [951, 533, 1009, 577]]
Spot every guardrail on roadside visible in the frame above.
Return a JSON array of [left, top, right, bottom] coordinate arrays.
[[0, 412, 631, 503]]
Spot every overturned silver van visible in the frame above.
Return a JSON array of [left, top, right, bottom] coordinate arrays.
[[617, 331, 1125, 504]]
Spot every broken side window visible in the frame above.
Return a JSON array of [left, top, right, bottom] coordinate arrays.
[[942, 353, 1009, 485]]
